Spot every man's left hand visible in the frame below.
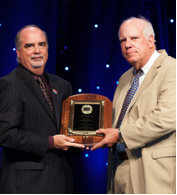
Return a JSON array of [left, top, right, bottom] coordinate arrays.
[[91, 128, 119, 151]]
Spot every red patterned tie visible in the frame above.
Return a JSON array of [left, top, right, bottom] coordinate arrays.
[[116, 69, 143, 128], [36, 77, 54, 112]]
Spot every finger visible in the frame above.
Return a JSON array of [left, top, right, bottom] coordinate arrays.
[[90, 140, 105, 151], [95, 129, 106, 134], [65, 136, 75, 143], [68, 142, 85, 149]]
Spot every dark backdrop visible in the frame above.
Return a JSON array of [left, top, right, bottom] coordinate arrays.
[[0, 0, 176, 193]]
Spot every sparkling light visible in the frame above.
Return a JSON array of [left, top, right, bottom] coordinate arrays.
[[94, 24, 98, 28], [106, 64, 110, 68], [65, 66, 69, 71], [106, 163, 108, 166], [170, 19, 174, 23], [116, 81, 119, 85], [85, 154, 89, 157], [96, 86, 100, 90], [78, 88, 82, 93], [13, 48, 16, 51]]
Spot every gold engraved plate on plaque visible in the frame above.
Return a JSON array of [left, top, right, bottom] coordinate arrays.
[[67, 100, 104, 136]]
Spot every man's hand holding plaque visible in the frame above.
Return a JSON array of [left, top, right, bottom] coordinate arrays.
[[90, 128, 119, 151], [53, 134, 85, 151]]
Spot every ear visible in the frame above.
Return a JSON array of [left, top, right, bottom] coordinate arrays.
[[148, 35, 155, 48], [16, 48, 20, 58]]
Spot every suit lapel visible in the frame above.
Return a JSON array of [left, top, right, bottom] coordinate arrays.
[[113, 69, 134, 127], [47, 73, 61, 132], [128, 50, 167, 112], [129, 65, 158, 108], [17, 65, 56, 124]]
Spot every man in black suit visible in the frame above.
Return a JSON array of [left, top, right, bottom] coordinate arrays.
[[0, 25, 85, 193]]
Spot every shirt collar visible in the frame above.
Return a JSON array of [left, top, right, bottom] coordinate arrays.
[[33, 72, 49, 84], [141, 50, 160, 75], [132, 50, 160, 76]]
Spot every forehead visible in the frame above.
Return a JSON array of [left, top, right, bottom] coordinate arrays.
[[119, 19, 144, 37], [20, 27, 46, 44]]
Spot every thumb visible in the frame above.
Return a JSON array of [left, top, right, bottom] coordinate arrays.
[[65, 137, 75, 143], [96, 129, 105, 134]]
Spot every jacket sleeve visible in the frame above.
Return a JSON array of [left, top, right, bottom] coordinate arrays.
[[0, 78, 49, 157]]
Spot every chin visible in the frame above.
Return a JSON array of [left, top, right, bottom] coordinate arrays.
[[32, 65, 44, 68], [32, 69, 44, 76], [31, 63, 44, 68], [127, 58, 137, 64], [31, 65, 45, 76], [31, 60, 44, 68]]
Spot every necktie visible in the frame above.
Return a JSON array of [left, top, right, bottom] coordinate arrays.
[[116, 69, 143, 128], [36, 77, 54, 112]]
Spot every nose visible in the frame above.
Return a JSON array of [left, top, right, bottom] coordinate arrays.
[[34, 45, 40, 53], [125, 39, 132, 49]]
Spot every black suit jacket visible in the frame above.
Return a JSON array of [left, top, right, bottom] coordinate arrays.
[[0, 64, 73, 193]]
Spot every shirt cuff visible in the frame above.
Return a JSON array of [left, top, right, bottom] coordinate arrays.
[[116, 142, 126, 153], [48, 136, 54, 149]]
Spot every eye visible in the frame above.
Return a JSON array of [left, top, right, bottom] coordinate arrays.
[[39, 42, 46, 47], [132, 37, 138, 40], [25, 44, 34, 48], [120, 38, 126, 43]]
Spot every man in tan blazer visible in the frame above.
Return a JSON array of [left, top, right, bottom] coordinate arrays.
[[91, 16, 176, 194]]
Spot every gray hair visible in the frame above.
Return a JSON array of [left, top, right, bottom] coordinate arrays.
[[118, 16, 156, 42], [15, 25, 48, 63]]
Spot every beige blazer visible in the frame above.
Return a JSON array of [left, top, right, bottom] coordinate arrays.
[[109, 50, 176, 194]]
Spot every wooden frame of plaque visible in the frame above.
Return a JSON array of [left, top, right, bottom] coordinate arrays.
[[60, 94, 112, 146]]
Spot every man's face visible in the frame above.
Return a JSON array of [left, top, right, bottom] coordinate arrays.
[[16, 27, 48, 75], [119, 19, 154, 70]]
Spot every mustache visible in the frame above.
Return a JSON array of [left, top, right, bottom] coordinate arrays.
[[31, 55, 43, 60]]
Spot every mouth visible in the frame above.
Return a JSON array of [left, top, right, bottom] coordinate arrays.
[[31, 55, 43, 61], [126, 51, 135, 55], [31, 55, 44, 68]]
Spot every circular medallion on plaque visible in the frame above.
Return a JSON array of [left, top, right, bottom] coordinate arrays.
[[81, 105, 93, 114]]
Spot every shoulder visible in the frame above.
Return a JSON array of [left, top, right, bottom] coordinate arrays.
[[0, 69, 23, 104], [47, 73, 71, 86], [157, 50, 176, 79], [163, 55, 176, 70], [113, 67, 133, 102], [46, 73, 72, 96], [157, 50, 176, 68], [0, 68, 18, 89], [120, 68, 133, 79], [118, 67, 134, 87]]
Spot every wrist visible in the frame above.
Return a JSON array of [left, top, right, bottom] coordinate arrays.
[[118, 127, 124, 143], [48, 136, 54, 149]]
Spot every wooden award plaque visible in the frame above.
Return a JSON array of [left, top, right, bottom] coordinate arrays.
[[60, 94, 112, 147]]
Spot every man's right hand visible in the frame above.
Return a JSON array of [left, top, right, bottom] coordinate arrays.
[[53, 134, 85, 151]]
